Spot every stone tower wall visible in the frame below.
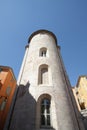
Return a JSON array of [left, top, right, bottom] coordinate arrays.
[[10, 30, 85, 130]]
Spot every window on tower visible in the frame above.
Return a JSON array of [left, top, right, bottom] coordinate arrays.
[[38, 64, 49, 85], [39, 47, 47, 57], [41, 67, 48, 84], [40, 98, 51, 127], [36, 94, 52, 130]]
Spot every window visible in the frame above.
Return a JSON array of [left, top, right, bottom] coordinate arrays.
[[6, 86, 11, 95], [36, 94, 53, 130], [41, 98, 51, 127], [41, 50, 46, 57], [40, 48, 47, 57], [80, 102, 85, 110], [41, 68, 48, 84], [0, 98, 7, 111], [38, 65, 49, 85], [0, 68, 3, 73], [76, 91, 78, 95]]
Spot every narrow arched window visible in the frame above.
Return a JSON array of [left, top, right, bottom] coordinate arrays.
[[41, 68, 48, 84], [36, 94, 52, 130], [38, 65, 49, 85], [39, 48, 47, 57], [41, 98, 51, 127]]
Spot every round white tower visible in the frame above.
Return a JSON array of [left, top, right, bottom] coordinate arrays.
[[14, 30, 84, 130]]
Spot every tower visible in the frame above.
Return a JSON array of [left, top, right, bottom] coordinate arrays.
[[9, 30, 84, 130]]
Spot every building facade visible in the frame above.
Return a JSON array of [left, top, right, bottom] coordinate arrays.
[[75, 76, 87, 110], [9, 30, 85, 130], [0, 66, 16, 130], [73, 76, 87, 130]]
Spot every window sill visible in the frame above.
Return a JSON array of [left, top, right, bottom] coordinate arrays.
[[40, 128, 54, 130], [38, 84, 52, 87], [40, 126, 54, 130]]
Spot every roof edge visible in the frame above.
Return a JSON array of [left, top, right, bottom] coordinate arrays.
[[28, 29, 57, 45], [76, 75, 87, 87], [0, 65, 16, 81]]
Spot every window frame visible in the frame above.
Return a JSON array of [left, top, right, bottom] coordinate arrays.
[[39, 47, 47, 57], [40, 98, 51, 127], [0, 98, 7, 111], [38, 64, 49, 85], [36, 94, 54, 130]]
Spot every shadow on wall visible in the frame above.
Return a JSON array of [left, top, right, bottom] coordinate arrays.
[[8, 82, 36, 130], [6, 82, 56, 130]]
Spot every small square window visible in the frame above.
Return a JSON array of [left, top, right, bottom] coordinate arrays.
[[41, 51, 46, 57], [39, 48, 47, 57]]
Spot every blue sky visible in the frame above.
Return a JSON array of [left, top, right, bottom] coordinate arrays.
[[0, 0, 87, 86]]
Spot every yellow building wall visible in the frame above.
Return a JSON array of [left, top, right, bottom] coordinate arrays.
[[76, 76, 87, 110], [72, 87, 81, 111]]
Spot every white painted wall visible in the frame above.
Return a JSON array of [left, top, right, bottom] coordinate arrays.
[[17, 30, 84, 130]]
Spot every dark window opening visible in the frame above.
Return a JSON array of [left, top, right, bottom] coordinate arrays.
[[41, 50, 46, 57], [80, 102, 85, 110], [0, 68, 3, 72], [40, 48, 47, 57]]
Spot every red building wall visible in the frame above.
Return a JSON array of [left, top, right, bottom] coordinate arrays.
[[0, 66, 16, 130]]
